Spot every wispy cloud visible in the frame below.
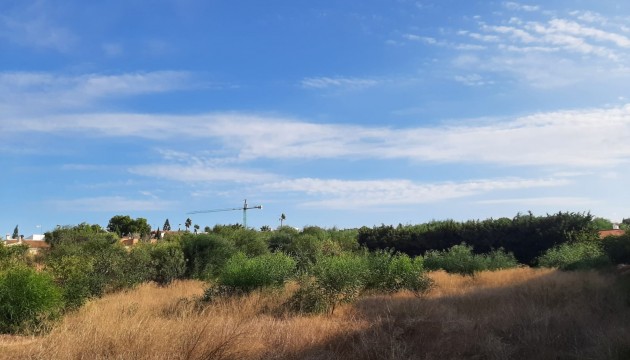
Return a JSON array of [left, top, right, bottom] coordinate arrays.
[[4, 104, 630, 168], [261, 177, 567, 209], [129, 164, 278, 184], [300, 76, 379, 90], [409, 3, 630, 88], [0, 71, 194, 114], [0, 1, 77, 52], [50, 196, 174, 212], [502, 2, 540, 12], [477, 196, 595, 206]]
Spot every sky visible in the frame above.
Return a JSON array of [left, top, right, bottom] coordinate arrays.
[[2, 0, 630, 235]]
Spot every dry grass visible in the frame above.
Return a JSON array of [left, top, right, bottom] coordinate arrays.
[[2, 268, 630, 359]]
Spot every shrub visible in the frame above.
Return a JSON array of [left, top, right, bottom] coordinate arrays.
[[537, 240, 611, 270], [0, 266, 63, 334], [46, 255, 96, 309], [481, 248, 520, 271], [602, 234, 630, 264], [424, 243, 485, 276], [285, 276, 329, 314], [149, 241, 186, 286], [0, 243, 29, 270], [217, 252, 296, 293], [364, 249, 432, 295], [181, 233, 236, 279], [311, 254, 368, 314], [423, 243, 518, 275]]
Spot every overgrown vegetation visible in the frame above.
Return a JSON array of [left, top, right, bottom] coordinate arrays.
[[1, 212, 628, 335]]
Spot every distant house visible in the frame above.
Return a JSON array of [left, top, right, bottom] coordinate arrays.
[[3, 234, 50, 255], [598, 229, 625, 239]]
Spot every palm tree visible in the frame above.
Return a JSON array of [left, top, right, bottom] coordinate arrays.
[[185, 218, 192, 232], [279, 213, 286, 227], [193, 224, 200, 234]]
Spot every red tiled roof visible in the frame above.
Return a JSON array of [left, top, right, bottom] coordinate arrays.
[[599, 229, 625, 239]]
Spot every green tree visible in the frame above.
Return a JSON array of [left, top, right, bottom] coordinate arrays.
[[107, 215, 151, 238], [45, 223, 117, 248], [12, 225, 19, 239], [163, 219, 171, 231], [193, 224, 200, 234], [279, 213, 286, 227], [107, 215, 134, 237], [185, 218, 192, 232], [592, 217, 614, 231]]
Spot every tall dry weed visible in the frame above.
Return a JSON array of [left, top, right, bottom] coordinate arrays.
[[2, 268, 630, 359]]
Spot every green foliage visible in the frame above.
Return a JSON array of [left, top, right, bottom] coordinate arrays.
[[0, 265, 63, 334], [107, 215, 151, 238], [12, 225, 19, 239], [231, 229, 270, 257], [424, 243, 518, 276], [364, 249, 432, 295], [424, 243, 484, 276], [285, 276, 329, 315], [46, 255, 96, 309], [0, 243, 29, 270], [537, 240, 611, 270], [602, 233, 630, 264], [44, 223, 117, 247], [181, 233, 236, 279], [358, 212, 596, 265], [311, 254, 368, 314], [149, 241, 186, 286], [482, 248, 520, 271], [592, 217, 614, 231], [218, 252, 296, 293]]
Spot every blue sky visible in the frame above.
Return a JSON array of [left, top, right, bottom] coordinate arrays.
[[2, 0, 630, 235]]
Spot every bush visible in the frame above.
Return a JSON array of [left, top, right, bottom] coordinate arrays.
[[218, 252, 296, 293], [0, 243, 29, 270], [46, 255, 96, 309], [0, 266, 63, 334], [311, 254, 368, 314], [423, 243, 517, 275], [285, 276, 329, 314], [424, 243, 485, 276], [149, 241, 186, 286], [537, 241, 611, 270], [602, 234, 630, 264], [181, 233, 236, 279], [364, 250, 432, 295], [481, 248, 520, 271]]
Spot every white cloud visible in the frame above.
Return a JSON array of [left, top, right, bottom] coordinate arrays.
[[4, 104, 630, 168], [454, 73, 493, 86], [51, 196, 174, 212], [440, 7, 630, 87], [0, 2, 77, 52], [0, 71, 194, 114], [300, 76, 379, 90], [129, 163, 278, 184], [477, 196, 595, 206], [503, 2, 540, 12], [261, 177, 567, 209]]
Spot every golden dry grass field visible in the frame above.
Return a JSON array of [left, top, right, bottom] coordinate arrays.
[[2, 268, 630, 359]]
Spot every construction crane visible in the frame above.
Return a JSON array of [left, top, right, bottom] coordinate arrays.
[[188, 199, 262, 228]]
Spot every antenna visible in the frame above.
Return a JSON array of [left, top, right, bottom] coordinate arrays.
[[188, 199, 262, 228]]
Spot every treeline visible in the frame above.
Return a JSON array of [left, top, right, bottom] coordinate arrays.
[[358, 212, 598, 265]]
